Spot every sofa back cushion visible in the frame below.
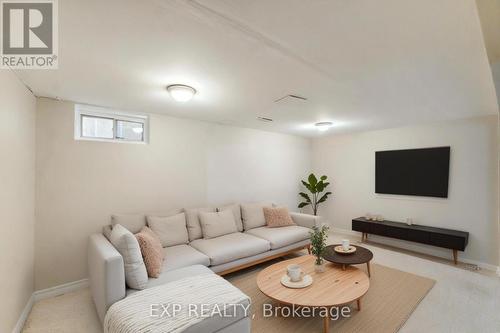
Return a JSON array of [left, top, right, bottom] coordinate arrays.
[[135, 226, 164, 278], [241, 202, 273, 230], [109, 224, 148, 290], [264, 207, 295, 228], [199, 210, 238, 239], [111, 214, 146, 234], [184, 207, 215, 241], [217, 204, 243, 231], [147, 213, 189, 247]]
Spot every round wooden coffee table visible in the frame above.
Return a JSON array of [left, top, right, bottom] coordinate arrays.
[[322, 244, 374, 277], [257, 255, 370, 332]]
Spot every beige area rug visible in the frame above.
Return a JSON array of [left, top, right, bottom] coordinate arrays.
[[226, 262, 435, 333], [22, 261, 434, 333]]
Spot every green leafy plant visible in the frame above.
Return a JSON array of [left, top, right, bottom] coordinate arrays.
[[309, 225, 329, 265], [298, 173, 332, 216]]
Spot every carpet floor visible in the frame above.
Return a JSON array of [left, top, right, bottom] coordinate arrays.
[[226, 261, 435, 333]]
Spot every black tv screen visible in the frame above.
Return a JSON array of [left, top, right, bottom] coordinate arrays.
[[375, 147, 450, 198]]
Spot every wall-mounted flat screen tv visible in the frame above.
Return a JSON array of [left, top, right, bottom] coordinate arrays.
[[375, 147, 450, 198]]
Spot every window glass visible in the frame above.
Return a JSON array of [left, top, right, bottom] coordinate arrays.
[[81, 115, 114, 139], [116, 120, 144, 141]]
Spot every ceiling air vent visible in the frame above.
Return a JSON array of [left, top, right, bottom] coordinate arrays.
[[257, 116, 273, 122], [274, 94, 307, 103]]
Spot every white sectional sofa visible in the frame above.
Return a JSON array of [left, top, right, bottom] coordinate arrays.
[[88, 203, 319, 333]]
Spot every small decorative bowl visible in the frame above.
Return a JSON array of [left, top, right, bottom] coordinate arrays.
[[333, 245, 357, 254]]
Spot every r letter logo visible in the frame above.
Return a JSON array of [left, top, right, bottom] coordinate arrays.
[[1, 0, 58, 68]]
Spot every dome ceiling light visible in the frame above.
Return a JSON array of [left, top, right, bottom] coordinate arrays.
[[315, 121, 333, 132], [166, 84, 197, 102]]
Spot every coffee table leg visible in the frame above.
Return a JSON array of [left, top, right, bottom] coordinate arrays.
[[357, 298, 362, 311], [367, 262, 371, 277], [342, 264, 346, 270], [323, 310, 330, 332]]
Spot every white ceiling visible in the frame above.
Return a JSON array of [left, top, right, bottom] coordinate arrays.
[[16, 0, 499, 137]]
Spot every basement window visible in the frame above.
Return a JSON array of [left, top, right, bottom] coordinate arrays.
[[74, 105, 148, 143]]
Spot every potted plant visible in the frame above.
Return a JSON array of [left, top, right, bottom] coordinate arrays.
[[309, 225, 329, 272], [298, 173, 332, 216]]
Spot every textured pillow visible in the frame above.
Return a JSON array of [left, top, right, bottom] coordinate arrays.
[[111, 214, 146, 234], [109, 224, 148, 290], [147, 213, 189, 247], [241, 202, 273, 230], [184, 207, 215, 241], [199, 210, 238, 239], [217, 204, 243, 231], [135, 227, 164, 278], [264, 207, 296, 228]]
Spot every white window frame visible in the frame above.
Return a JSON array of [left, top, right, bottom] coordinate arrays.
[[74, 104, 149, 144]]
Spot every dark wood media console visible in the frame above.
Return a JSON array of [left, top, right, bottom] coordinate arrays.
[[352, 217, 469, 264]]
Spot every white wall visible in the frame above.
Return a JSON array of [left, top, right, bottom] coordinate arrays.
[[35, 98, 311, 289], [0, 71, 36, 332], [312, 116, 499, 267]]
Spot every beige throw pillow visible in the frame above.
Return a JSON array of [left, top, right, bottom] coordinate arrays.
[[217, 204, 243, 231], [199, 210, 238, 239], [109, 224, 148, 290], [184, 207, 216, 241], [241, 202, 273, 230], [264, 207, 296, 228], [147, 213, 189, 247], [135, 227, 164, 278], [111, 214, 146, 234]]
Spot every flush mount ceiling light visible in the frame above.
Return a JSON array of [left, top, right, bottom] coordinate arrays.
[[166, 84, 197, 102], [315, 121, 333, 132]]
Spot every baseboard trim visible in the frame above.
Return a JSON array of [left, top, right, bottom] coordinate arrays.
[[11, 295, 34, 333], [33, 278, 89, 302], [331, 226, 500, 272], [12, 278, 89, 333]]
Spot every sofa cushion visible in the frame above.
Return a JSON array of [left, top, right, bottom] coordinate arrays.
[[245, 225, 311, 250], [109, 224, 148, 290], [126, 265, 250, 332], [217, 203, 243, 231], [264, 207, 295, 228], [185, 207, 216, 241], [190, 232, 270, 265], [135, 226, 164, 278], [147, 213, 189, 247], [102, 225, 113, 241], [111, 214, 146, 234], [162, 244, 210, 272], [127, 264, 213, 293], [241, 202, 273, 231], [199, 210, 238, 239]]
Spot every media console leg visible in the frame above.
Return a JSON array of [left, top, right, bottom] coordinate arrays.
[[452, 249, 458, 265]]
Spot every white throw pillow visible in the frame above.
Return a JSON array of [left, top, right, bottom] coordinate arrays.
[[241, 202, 273, 230], [199, 210, 238, 239], [109, 224, 148, 290], [147, 213, 189, 247], [217, 203, 243, 232]]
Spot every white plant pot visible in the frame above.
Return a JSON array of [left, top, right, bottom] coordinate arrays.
[[314, 261, 326, 273]]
